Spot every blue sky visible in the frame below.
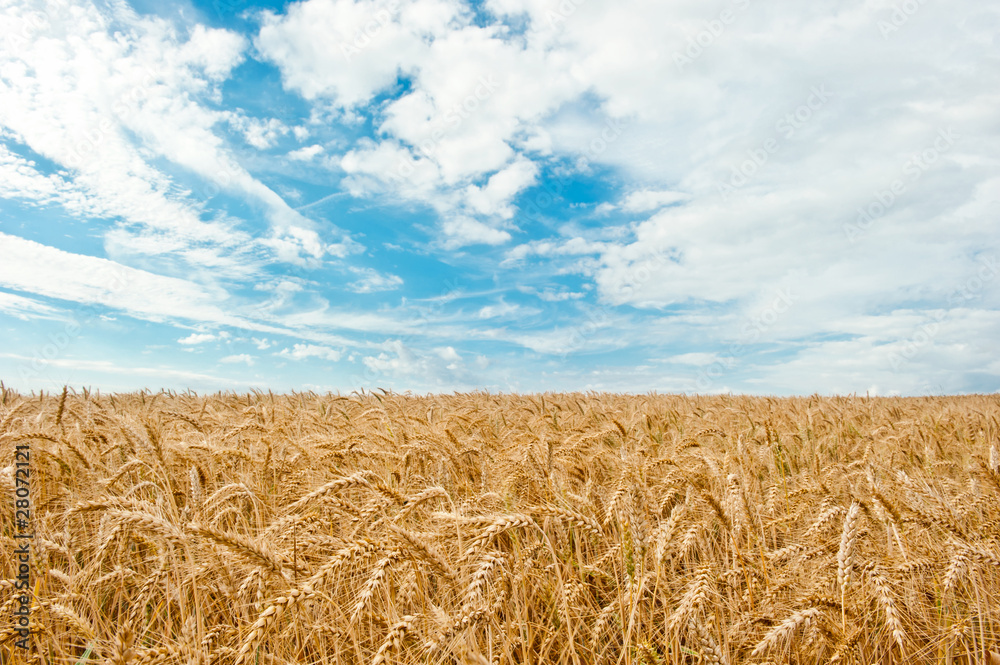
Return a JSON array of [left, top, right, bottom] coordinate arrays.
[[1, 0, 998, 395]]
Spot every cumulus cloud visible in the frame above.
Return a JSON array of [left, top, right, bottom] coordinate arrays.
[[256, 0, 446, 105], [440, 216, 511, 249], [436, 346, 461, 362], [464, 158, 538, 218], [257, 0, 582, 240], [287, 144, 324, 161], [227, 113, 289, 149], [361, 339, 484, 389]]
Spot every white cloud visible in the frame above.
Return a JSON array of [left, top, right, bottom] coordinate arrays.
[[435, 345, 462, 370], [258, 0, 582, 240], [532, 289, 584, 302], [279, 344, 342, 361], [363, 340, 414, 373], [361, 339, 482, 388], [440, 216, 511, 249], [0, 143, 62, 202], [252, 337, 273, 350], [220, 354, 255, 365], [347, 267, 404, 293], [1, 128, 254, 274], [3, 0, 999, 395], [228, 113, 289, 149], [436, 346, 461, 362], [179, 23, 248, 80], [0, 353, 248, 389], [256, 0, 436, 105], [502, 237, 606, 265], [741, 314, 1000, 395], [464, 158, 538, 218], [481, 327, 596, 356], [0, 233, 364, 350], [287, 144, 324, 161], [0, 291, 61, 321], [668, 352, 721, 366], [0, 0, 353, 268], [258, 0, 1000, 332], [477, 300, 521, 319], [340, 138, 449, 208], [0, 233, 233, 325], [621, 189, 689, 213], [178, 332, 218, 345]]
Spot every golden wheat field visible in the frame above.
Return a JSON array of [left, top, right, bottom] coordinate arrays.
[[1, 387, 999, 665]]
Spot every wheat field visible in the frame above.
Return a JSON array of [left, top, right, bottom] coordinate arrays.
[[1, 386, 998, 664]]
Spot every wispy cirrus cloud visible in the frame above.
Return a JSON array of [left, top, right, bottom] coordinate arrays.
[[0, 0, 357, 273], [278, 344, 342, 361], [0, 291, 62, 321], [347, 267, 404, 293]]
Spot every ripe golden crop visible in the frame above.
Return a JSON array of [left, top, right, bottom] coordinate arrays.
[[1, 387, 998, 664]]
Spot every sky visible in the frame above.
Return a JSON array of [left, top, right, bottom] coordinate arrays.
[[0, 0, 998, 396]]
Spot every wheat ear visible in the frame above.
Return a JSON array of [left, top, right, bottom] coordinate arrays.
[[372, 615, 417, 665], [867, 564, 906, 651], [837, 501, 861, 628], [666, 566, 713, 633], [234, 587, 311, 665], [750, 607, 822, 657]]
